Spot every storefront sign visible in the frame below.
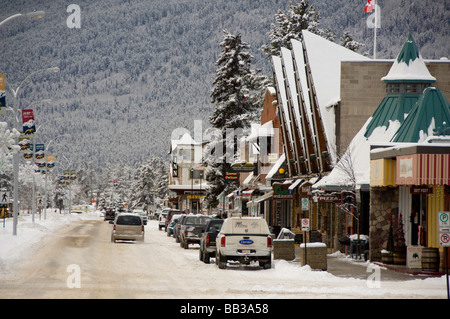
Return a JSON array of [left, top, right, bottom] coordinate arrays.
[[273, 182, 293, 199], [410, 187, 432, 194], [225, 170, 239, 182], [407, 246, 422, 269]]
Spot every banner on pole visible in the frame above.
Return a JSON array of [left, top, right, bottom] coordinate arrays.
[[0, 74, 5, 115], [22, 109, 36, 136]]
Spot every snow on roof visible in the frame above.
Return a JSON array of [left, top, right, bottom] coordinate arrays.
[[314, 116, 402, 188], [381, 34, 436, 83], [301, 30, 371, 162], [281, 47, 310, 157], [177, 132, 201, 146], [272, 55, 295, 154], [266, 152, 285, 180]]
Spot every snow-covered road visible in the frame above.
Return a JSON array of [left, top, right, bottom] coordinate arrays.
[[0, 211, 447, 299]]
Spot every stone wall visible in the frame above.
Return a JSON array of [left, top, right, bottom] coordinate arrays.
[[298, 243, 327, 270], [369, 187, 399, 261], [273, 239, 295, 260]]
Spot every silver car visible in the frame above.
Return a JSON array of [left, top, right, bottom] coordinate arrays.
[[111, 213, 144, 243]]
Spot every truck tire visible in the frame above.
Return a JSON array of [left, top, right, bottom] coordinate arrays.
[[260, 256, 272, 269], [217, 252, 226, 269], [204, 251, 210, 264]]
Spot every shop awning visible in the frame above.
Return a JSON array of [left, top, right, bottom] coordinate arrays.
[[397, 153, 450, 185], [246, 191, 274, 207], [288, 179, 303, 190], [242, 188, 256, 198]]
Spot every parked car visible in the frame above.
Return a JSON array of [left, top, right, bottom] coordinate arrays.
[[136, 211, 148, 225], [199, 219, 224, 263], [110, 213, 144, 243], [158, 210, 168, 230], [179, 215, 211, 249], [174, 214, 189, 243], [215, 217, 272, 269], [164, 209, 186, 230], [104, 208, 116, 221], [166, 214, 182, 236]]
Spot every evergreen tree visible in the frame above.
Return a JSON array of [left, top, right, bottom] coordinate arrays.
[[340, 31, 364, 52], [205, 30, 261, 209], [262, 0, 335, 57]]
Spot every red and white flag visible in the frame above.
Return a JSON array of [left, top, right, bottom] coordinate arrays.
[[364, 0, 375, 12]]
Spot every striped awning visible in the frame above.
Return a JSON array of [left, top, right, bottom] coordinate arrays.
[[396, 154, 450, 185]]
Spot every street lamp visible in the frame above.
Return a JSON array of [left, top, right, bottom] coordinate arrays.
[[9, 66, 60, 235], [0, 11, 45, 27]]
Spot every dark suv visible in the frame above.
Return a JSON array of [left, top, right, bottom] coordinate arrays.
[[104, 208, 116, 221], [199, 219, 224, 263], [179, 215, 211, 249]]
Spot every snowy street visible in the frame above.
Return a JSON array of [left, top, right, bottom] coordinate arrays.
[[0, 211, 447, 299]]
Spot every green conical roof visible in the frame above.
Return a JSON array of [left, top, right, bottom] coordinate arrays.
[[364, 94, 420, 138], [381, 34, 436, 83], [396, 34, 420, 65], [391, 87, 450, 142]]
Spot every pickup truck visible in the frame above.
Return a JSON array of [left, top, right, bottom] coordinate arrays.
[[199, 219, 224, 263], [215, 217, 272, 269], [179, 214, 211, 249]]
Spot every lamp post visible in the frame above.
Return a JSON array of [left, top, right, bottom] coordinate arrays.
[[9, 67, 60, 235], [43, 133, 70, 219], [0, 11, 45, 27]]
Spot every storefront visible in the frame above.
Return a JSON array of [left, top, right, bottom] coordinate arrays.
[[370, 144, 450, 269]]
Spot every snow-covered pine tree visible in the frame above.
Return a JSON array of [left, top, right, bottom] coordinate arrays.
[[0, 122, 19, 189], [262, 0, 335, 57], [340, 31, 364, 52], [130, 156, 168, 211], [205, 30, 262, 209]]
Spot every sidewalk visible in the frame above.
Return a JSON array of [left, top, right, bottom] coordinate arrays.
[[293, 247, 445, 281]]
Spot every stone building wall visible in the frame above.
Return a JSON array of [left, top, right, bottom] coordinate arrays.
[[369, 187, 399, 261]]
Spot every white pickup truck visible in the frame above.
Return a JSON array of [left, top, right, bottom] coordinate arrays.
[[215, 217, 272, 269]]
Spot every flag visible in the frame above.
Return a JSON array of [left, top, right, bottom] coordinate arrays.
[[364, 0, 375, 12]]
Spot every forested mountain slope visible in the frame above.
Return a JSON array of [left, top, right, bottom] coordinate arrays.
[[1, 0, 447, 171]]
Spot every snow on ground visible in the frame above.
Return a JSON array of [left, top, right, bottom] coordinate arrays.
[[0, 209, 447, 299], [0, 209, 101, 275]]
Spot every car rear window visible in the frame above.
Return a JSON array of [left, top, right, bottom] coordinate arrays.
[[185, 216, 210, 225], [117, 215, 142, 225]]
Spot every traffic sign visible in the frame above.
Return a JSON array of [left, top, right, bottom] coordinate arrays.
[[301, 218, 310, 231], [1, 191, 10, 204], [301, 198, 309, 211], [438, 212, 450, 247]]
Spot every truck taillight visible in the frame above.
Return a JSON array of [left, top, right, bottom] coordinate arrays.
[[206, 233, 210, 245], [113, 225, 116, 231], [221, 236, 226, 247], [142, 225, 145, 232], [267, 236, 272, 248]]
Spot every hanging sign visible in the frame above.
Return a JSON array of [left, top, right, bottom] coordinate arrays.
[[0, 74, 6, 115], [35, 144, 45, 160], [225, 170, 239, 182], [22, 109, 36, 136]]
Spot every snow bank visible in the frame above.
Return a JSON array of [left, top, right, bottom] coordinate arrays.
[[0, 210, 101, 275]]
